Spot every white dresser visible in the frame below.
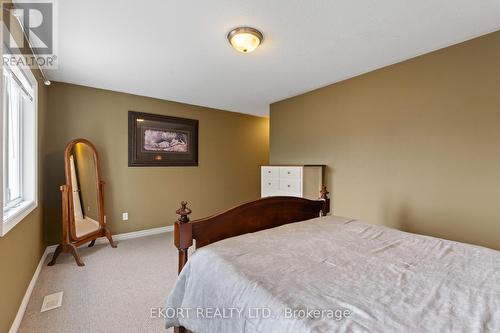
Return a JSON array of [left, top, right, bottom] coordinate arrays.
[[261, 165, 325, 199]]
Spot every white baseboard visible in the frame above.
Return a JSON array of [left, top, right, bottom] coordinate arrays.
[[46, 225, 174, 253], [9, 246, 51, 333], [103, 225, 174, 243], [10, 225, 174, 333]]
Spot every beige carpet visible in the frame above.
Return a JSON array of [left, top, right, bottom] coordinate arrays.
[[19, 233, 178, 333]]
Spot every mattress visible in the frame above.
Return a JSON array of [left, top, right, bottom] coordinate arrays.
[[165, 216, 500, 332]]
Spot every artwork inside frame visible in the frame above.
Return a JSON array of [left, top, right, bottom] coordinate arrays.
[[128, 111, 198, 166]]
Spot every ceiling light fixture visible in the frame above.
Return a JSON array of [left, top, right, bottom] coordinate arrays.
[[227, 27, 263, 53]]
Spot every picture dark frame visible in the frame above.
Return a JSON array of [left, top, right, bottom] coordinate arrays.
[[128, 111, 198, 167]]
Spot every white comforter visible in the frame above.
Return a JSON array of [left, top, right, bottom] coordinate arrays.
[[165, 216, 500, 332]]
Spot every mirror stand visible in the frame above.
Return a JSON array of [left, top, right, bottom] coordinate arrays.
[[48, 139, 117, 267]]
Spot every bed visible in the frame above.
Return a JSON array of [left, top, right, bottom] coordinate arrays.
[[165, 194, 500, 333]]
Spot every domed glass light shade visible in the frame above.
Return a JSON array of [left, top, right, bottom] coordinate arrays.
[[227, 27, 263, 53]]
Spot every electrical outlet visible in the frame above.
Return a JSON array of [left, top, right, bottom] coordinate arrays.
[[122, 212, 128, 221]]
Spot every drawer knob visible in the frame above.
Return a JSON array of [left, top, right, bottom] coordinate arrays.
[[268, 171, 271, 173], [268, 183, 271, 185], [287, 185, 291, 187], [287, 171, 291, 174]]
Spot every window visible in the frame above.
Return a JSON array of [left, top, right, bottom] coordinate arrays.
[[0, 61, 38, 236]]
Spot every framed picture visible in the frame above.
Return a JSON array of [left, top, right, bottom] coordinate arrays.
[[128, 111, 198, 166]]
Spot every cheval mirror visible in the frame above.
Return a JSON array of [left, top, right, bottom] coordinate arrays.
[[48, 138, 116, 267]]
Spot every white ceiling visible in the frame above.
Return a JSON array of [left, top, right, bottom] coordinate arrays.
[[48, 0, 500, 116]]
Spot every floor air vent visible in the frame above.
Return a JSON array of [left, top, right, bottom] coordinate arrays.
[[41, 291, 63, 312]]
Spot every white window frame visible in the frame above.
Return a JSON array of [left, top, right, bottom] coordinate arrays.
[[0, 59, 38, 237]]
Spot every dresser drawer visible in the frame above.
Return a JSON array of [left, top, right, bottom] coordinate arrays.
[[261, 178, 280, 197], [262, 178, 279, 190], [279, 179, 302, 195], [279, 167, 302, 179], [261, 166, 280, 179]]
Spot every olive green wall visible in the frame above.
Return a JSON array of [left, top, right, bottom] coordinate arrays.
[[44, 82, 269, 245], [0, 4, 49, 330], [0, 83, 47, 332], [270, 30, 500, 250]]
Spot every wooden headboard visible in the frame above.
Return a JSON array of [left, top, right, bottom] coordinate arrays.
[[173, 189, 329, 274]]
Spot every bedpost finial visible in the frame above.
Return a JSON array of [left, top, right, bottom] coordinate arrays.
[[320, 185, 329, 200], [176, 201, 192, 223]]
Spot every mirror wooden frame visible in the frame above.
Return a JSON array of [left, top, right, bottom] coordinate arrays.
[[48, 138, 116, 266]]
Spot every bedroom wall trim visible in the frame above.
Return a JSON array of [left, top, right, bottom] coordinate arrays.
[[89, 225, 174, 245], [8, 247, 50, 333], [9, 225, 174, 333], [46, 225, 174, 251]]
